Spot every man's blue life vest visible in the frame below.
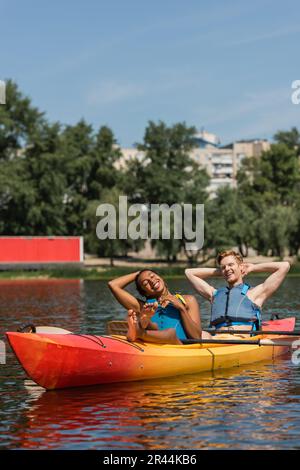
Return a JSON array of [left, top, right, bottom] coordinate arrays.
[[210, 283, 261, 328], [151, 298, 188, 340]]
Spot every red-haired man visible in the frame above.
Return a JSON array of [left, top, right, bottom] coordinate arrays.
[[185, 251, 290, 331]]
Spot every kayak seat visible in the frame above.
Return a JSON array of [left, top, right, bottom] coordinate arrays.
[[107, 320, 128, 335]]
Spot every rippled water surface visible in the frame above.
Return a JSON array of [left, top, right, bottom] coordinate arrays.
[[1, 277, 300, 450]]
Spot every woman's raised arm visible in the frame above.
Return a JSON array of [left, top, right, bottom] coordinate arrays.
[[108, 271, 142, 312]]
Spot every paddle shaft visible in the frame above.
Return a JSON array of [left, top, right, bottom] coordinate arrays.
[[205, 329, 300, 336], [182, 338, 298, 347]]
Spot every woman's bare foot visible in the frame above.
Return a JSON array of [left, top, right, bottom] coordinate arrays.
[[126, 310, 138, 342], [140, 312, 150, 329]]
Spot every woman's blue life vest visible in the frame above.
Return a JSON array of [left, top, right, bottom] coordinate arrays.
[[210, 283, 261, 329], [149, 295, 188, 341]]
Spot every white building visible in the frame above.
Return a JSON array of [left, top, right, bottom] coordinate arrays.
[[118, 130, 270, 197], [190, 130, 235, 196], [114, 147, 144, 170]]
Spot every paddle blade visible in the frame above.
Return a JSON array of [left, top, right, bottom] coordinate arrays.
[[35, 326, 73, 334], [262, 317, 295, 332]]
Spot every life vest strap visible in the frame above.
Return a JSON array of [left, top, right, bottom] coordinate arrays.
[[175, 293, 187, 306], [210, 315, 259, 327], [241, 284, 250, 295]]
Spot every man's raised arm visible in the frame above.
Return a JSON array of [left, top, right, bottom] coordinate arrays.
[[243, 261, 290, 306], [185, 268, 221, 302]]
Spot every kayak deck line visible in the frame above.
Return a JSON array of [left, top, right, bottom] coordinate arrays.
[[102, 335, 145, 352], [73, 334, 106, 348], [206, 348, 215, 371]]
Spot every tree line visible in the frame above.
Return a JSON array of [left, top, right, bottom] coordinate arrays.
[[0, 81, 300, 263]]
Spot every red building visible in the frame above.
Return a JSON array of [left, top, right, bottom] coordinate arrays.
[[0, 236, 84, 269]]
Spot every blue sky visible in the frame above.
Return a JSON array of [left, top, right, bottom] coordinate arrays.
[[1, 0, 300, 147]]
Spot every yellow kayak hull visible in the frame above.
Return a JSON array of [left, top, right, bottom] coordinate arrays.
[[6, 328, 294, 390]]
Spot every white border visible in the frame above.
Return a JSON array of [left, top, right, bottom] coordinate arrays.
[[79, 236, 84, 262]]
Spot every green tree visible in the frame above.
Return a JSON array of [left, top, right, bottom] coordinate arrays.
[[84, 188, 144, 266], [0, 84, 66, 235], [274, 127, 300, 155], [237, 139, 300, 256], [205, 186, 255, 258], [252, 205, 296, 258], [287, 197, 300, 256], [0, 80, 44, 161], [59, 120, 94, 234], [22, 122, 67, 234], [86, 126, 121, 200], [136, 121, 203, 204], [123, 121, 209, 261], [0, 158, 35, 234], [237, 143, 300, 206]]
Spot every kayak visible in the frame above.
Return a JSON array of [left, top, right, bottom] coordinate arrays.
[[6, 318, 296, 390]]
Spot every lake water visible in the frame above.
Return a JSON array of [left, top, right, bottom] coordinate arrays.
[[0, 277, 300, 450]]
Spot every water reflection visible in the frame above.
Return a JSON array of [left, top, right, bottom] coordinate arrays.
[[0, 279, 84, 335], [2, 361, 300, 450]]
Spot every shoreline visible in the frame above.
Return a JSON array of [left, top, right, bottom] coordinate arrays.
[[0, 263, 300, 280]]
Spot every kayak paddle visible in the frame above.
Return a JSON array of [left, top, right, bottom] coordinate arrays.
[[182, 337, 300, 347]]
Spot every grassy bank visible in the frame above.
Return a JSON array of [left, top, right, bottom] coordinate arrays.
[[0, 265, 187, 280], [1, 263, 300, 280]]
